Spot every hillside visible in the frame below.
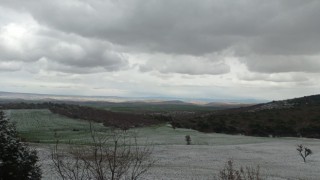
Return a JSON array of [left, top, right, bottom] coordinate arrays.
[[0, 102, 166, 129], [0, 100, 244, 130], [172, 94, 320, 138], [2, 94, 320, 138]]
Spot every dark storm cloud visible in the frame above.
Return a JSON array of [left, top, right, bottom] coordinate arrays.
[[250, 1, 320, 56], [1, 0, 320, 74], [2, 0, 312, 54]]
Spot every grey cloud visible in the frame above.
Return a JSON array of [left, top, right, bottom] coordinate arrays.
[[242, 56, 320, 73], [0, 61, 22, 72], [239, 72, 309, 83], [31, 58, 104, 74], [4, 0, 316, 56], [139, 54, 229, 75], [0, 21, 128, 73], [48, 39, 127, 70], [1, 0, 320, 75], [251, 1, 320, 55]]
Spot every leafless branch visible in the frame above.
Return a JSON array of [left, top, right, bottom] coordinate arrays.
[[51, 123, 155, 180]]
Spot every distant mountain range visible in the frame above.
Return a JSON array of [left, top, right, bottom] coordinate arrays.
[[0, 91, 128, 103], [0, 91, 264, 106]]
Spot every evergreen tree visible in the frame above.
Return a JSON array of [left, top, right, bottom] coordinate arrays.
[[0, 111, 41, 180]]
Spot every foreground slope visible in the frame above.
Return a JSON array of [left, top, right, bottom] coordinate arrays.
[[7, 109, 320, 179]]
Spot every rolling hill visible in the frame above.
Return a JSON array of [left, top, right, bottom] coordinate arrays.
[[2, 91, 320, 138], [172, 94, 320, 138]]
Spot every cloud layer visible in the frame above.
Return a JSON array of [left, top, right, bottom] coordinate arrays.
[[0, 0, 320, 100]]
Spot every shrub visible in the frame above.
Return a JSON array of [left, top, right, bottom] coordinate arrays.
[[216, 160, 264, 180], [185, 135, 191, 145], [0, 111, 41, 180]]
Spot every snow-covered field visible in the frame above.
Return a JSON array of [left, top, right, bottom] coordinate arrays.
[[147, 140, 320, 180], [7, 109, 320, 179], [35, 134, 320, 180]]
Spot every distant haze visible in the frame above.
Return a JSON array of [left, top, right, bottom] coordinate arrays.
[[0, 1, 319, 100], [0, 91, 265, 104]]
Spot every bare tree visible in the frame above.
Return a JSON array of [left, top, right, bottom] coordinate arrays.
[[51, 142, 89, 180], [297, 144, 312, 163], [51, 123, 155, 180]]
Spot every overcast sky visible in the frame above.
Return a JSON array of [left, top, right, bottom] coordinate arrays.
[[0, 0, 319, 101]]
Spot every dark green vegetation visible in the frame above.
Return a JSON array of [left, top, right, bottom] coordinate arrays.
[[88, 101, 231, 113], [0, 102, 166, 129], [49, 103, 164, 129], [0, 111, 41, 180], [0, 100, 238, 113], [101, 103, 216, 112], [172, 95, 320, 138]]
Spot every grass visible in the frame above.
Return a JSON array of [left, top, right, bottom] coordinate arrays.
[[132, 124, 280, 145], [6, 109, 108, 144]]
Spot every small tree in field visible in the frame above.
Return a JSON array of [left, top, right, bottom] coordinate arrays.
[[0, 111, 41, 180], [297, 144, 312, 163], [185, 135, 191, 145]]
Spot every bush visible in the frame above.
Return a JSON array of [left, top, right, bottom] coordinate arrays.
[[0, 111, 41, 180], [216, 160, 264, 180], [185, 135, 191, 145]]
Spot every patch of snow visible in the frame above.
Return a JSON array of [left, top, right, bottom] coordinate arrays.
[[33, 138, 320, 180]]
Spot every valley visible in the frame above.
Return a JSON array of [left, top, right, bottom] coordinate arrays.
[[4, 108, 320, 179]]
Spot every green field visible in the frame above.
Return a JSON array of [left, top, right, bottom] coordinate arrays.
[[6, 109, 108, 144], [5, 109, 292, 146]]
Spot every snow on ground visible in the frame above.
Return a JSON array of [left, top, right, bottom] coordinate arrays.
[[146, 140, 320, 180], [8, 110, 320, 179], [34, 136, 320, 180]]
